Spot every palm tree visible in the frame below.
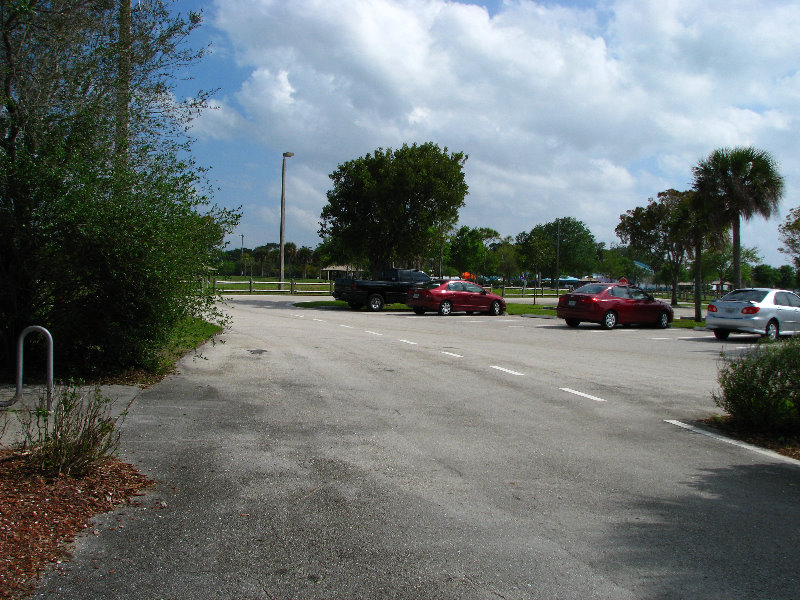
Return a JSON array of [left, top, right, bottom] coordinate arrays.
[[692, 146, 784, 288]]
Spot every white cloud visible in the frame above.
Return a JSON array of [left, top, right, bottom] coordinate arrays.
[[195, 0, 800, 265]]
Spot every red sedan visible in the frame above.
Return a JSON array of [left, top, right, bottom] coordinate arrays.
[[406, 280, 506, 316], [556, 283, 673, 329]]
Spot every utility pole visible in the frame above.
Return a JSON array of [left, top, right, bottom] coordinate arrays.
[[279, 152, 294, 290]]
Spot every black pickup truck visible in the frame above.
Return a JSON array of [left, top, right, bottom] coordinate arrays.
[[333, 268, 431, 311]]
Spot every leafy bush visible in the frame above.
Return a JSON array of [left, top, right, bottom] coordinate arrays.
[[14, 385, 131, 478], [713, 338, 800, 432]]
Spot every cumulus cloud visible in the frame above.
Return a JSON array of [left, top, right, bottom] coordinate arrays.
[[196, 0, 800, 265]]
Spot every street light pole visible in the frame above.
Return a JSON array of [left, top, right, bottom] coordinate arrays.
[[279, 151, 294, 290]]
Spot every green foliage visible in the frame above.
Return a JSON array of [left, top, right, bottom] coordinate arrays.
[[319, 142, 468, 276], [599, 246, 636, 281], [693, 146, 784, 288], [616, 189, 693, 304], [752, 264, 779, 288], [13, 385, 130, 477], [450, 226, 492, 275], [713, 338, 800, 432], [0, 1, 240, 376], [779, 205, 800, 271], [537, 217, 598, 280]]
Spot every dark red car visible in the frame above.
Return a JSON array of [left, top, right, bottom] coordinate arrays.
[[556, 283, 673, 329], [406, 280, 506, 316]]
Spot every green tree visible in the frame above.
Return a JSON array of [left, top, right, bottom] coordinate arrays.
[[693, 147, 784, 289], [752, 264, 779, 288], [779, 205, 800, 271], [492, 236, 519, 284], [703, 241, 760, 288], [296, 246, 314, 279], [616, 190, 693, 305], [319, 142, 468, 277], [777, 265, 798, 289], [516, 227, 554, 286], [284, 242, 297, 278], [0, 1, 239, 375], [449, 226, 485, 275], [598, 246, 636, 281], [537, 218, 598, 284]]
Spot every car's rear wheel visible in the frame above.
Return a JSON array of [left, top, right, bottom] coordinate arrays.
[[413, 307, 425, 315], [488, 301, 502, 316], [766, 319, 779, 341], [657, 311, 670, 329], [601, 311, 617, 330], [438, 300, 453, 316], [367, 294, 384, 312], [565, 318, 580, 328], [713, 329, 730, 340]]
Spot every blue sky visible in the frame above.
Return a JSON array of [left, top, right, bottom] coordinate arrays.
[[169, 0, 800, 268]]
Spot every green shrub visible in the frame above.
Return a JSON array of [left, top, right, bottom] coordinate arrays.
[[713, 338, 800, 432], [14, 385, 131, 477]]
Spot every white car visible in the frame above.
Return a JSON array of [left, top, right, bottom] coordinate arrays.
[[706, 288, 800, 340]]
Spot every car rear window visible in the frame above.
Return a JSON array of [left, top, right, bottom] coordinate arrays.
[[721, 289, 769, 302], [572, 283, 609, 294]]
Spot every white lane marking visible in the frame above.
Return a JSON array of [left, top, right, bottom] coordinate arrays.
[[339, 324, 353, 329], [560, 388, 607, 402], [508, 325, 525, 328], [491, 366, 524, 376], [291, 314, 305, 318], [313, 318, 325, 322], [365, 330, 383, 336], [665, 420, 800, 467], [398, 339, 417, 345], [441, 351, 463, 358], [650, 337, 671, 340]]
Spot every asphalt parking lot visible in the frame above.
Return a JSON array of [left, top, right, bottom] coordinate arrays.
[[12, 295, 800, 599]]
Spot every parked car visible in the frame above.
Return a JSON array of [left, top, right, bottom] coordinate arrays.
[[706, 288, 800, 340], [406, 280, 506, 316], [556, 282, 673, 329], [333, 268, 430, 311]]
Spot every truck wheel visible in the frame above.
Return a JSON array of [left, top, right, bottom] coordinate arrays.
[[367, 294, 384, 312]]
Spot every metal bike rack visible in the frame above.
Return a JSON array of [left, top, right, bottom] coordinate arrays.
[[1, 326, 54, 411]]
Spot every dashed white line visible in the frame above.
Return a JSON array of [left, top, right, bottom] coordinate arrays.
[[665, 420, 800, 466], [364, 330, 383, 336], [339, 324, 353, 329], [491, 366, 524, 376], [398, 339, 417, 345], [441, 351, 463, 358], [560, 387, 606, 402]]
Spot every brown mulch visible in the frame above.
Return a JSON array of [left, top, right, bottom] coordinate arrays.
[[0, 451, 154, 599]]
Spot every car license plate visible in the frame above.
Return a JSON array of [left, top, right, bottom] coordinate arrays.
[[568, 300, 576, 306], [413, 293, 419, 298]]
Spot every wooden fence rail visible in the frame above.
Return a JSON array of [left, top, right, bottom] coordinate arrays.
[[212, 279, 334, 295]]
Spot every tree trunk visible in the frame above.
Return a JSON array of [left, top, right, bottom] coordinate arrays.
[[732, 216, 741, 289], [693, 237, 703, 322]]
